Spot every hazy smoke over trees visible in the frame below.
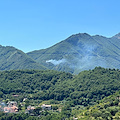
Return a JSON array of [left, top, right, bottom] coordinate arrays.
[[46, 44, 107, 73], [46, 59, 67, 65]]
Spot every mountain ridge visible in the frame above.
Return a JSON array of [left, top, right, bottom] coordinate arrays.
[[27, 32, 120, 74], [0, 32, 120, 73], [0, 45, 47, 71]]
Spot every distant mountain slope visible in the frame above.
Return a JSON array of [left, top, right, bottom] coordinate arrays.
[[0, 45, 46, 70], [27, 33, 120, 74]]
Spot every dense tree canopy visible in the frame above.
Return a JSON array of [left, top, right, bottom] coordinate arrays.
[[0, 67, 120, 119], [0, 67, 120, 107]]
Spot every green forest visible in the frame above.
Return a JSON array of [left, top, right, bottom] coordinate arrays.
[[75, 91, 120, 120], [0, 67, 120, 119]]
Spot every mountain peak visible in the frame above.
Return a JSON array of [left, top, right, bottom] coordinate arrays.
[[72, 33, 91, 37], [66, 33, 91, 41], [112, 33, 120, 39]]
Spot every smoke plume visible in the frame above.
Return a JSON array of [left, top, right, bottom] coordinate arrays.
[[46, 59, 67, 65]]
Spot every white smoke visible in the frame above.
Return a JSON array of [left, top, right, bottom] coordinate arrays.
[[75, 44, 107, 71], [46, 59, 67, 65], [46, 44, 107, 73]]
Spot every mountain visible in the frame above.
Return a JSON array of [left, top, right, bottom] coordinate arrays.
[[0, 45, 46, 70], [27, 33, 120, 74], [1, 33, 120, 73], [112, 32, 120, 39]]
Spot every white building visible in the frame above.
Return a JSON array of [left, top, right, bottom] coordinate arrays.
[[41, 104, 51, 110]]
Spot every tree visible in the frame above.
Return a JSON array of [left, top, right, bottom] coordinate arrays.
[[33, 107, 42, 116], [25, 99, 29, 109], [61, 105, 71, 118]]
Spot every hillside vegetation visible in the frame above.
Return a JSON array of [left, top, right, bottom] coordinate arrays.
[[0, 67, 120, 107], [0, 67, 120, 119], [76, 91, 120, 120]]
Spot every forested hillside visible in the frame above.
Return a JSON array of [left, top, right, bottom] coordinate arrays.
[[0, 67, 120, 106], [0, 67, 120, 119], [76, 91, 120, 120]]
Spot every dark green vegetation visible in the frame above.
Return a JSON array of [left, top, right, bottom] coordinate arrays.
[[0, 67, 120, 106], [0, 67, 120, 119], [76, 91, 120, 120], [27, 33, 120, 74], [1, 33, 120, 73]]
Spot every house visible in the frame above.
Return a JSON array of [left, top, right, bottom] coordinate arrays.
[[7, 101, 17, 107], [4, 106, 18, 113], [41, 104, 51, 110], [4, 107, 11, 113], [25, 105, 35, 114], [4, 101, 18, 113], [27, 105, 35, 111]]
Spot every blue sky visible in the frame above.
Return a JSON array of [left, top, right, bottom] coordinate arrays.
[[0, 0, 120, 52]]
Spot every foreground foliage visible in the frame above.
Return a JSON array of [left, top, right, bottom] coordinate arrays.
[[76, 91, 120, 120], [0, 67, 120, 107], [0, 67, 120, 119]]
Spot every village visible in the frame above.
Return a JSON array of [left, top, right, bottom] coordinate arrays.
[[0, 99, 52, 115]]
